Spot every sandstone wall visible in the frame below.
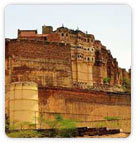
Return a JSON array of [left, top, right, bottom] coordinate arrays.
[[55, 27, 94, 47], [38, 87, 131, 128], [6, 82, 39, 129], [5, 39, 72, 88]]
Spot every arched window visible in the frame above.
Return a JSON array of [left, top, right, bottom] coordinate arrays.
[[61, 33, 64, 36], [88, 57, 90, 61]]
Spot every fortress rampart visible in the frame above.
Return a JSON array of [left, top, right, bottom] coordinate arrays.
[[5, 25, 131, 130], [5, 82, 39, 129], [6, 82, 131, 130]]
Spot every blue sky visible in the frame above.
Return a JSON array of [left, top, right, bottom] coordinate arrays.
[[5, 4, 131, 70]]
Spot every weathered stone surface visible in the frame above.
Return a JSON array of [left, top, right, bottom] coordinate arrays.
[[38, 87, 131, 128], [5, 25, 131, 90], [5, 25, 131, 130], [5, 39, 72, 88]]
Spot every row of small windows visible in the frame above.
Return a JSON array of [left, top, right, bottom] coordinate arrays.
[[61, 33, 76, 39], [78, 36, 91, 43], [61, 33, 68, 37], [78, 82, 87, 85], [61, 32, 93, 43], [75, 46, 94, 52], [73, 82, 87, 86], [73, 82, 88, 89], [72, 54, 95, 61]]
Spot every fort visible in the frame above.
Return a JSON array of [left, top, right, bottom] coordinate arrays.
[[5, 25, 131, 131]]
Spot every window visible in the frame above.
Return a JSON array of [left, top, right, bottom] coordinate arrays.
[[87, 39, 90, 42], [88, 57, 90, 61], [88, 48, 90, 51], [61, 33, 64, 36], [44, 37, 47, 40]]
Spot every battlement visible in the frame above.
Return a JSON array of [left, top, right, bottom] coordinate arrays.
[[9, 81, 38, 89], [17, 25, 96, 46]]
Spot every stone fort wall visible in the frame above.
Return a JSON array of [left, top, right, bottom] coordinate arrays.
[[38, 87, 131, 129], [5, 39, 72, 88], [5, 26, 131, 131], [6, 82, 131, 130]]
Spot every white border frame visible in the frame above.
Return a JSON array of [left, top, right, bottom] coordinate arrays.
[[0, 1, 135, 143]]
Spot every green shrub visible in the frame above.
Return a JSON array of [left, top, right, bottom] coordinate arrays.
[[103, 77, 111, 84], [56, 117, 77, 137], [95, 122, 106, 128], [7, 114, 77, 138], [57, 128, 77, 137], [104, 116, 120, 121], [7, 130, 41, 138], [39, 114, 77, 137]]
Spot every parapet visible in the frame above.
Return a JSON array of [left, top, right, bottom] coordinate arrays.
[[6, 82, 38, 93], [18, 29, 37, 38]]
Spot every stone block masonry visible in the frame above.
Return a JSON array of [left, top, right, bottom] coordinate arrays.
[[6, 39, 72, 88], [5, 25, 131, 131], [38, 87, 130, 129], [6, 83, 130, 129]]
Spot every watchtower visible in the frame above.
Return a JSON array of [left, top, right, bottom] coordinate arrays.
[[42, 25, 53, 34]]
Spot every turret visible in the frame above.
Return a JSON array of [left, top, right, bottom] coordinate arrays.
[[42, 25, 53, 34]]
